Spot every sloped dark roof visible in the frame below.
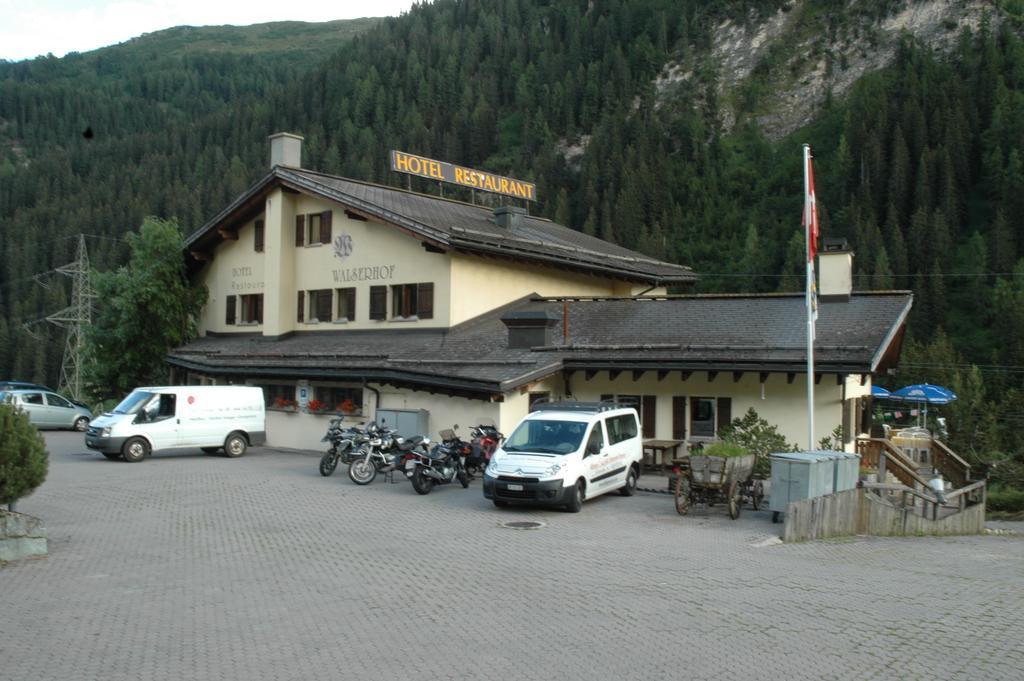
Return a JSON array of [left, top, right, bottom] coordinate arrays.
[[184, 166, 695, 285], [168, 292, 912, 397]]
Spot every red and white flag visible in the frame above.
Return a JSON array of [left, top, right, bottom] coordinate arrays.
[[803, 150, 819, 262]]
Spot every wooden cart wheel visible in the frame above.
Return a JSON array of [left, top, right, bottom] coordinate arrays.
[[751, 480, 765, 511], [674, 475, 690, 516], [727, 480, 741, 519]]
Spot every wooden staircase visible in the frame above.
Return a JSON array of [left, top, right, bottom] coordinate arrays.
[[855, 436, 984, 517]]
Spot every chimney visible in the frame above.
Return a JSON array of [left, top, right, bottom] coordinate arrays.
[[269, 132, 303, 169], [493, 205, 526, 229], [501, 308, 560, 349], [818, 237, 853, 301]]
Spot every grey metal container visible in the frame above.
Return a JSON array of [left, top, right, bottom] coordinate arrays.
[[769, 451, 839, 514], [831, 451, 862, 493], [375, 408, 429, 438]]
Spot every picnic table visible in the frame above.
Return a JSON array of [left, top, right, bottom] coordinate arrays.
[[642, 438, 685, 471]]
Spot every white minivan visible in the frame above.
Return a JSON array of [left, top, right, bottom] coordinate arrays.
[[85, 386, 266, 462], [483, 401, 643, 512]]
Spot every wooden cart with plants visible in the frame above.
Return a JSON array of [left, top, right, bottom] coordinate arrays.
[[673, 442, 758, 519]]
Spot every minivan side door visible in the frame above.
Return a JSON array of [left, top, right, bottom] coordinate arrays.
[[582, 420, 624, 493], [602, 412, 639, 487]]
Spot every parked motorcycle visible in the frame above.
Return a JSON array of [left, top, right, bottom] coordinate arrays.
[[319, 418, 367, 477], [466, 420, 503, 476], [406, 426, 471, 494], [348, 421, 428, 485]]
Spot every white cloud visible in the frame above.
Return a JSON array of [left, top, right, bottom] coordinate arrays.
[[0, 0, 418, 61]]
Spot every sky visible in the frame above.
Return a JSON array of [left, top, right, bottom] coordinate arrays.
[[0, 0, 419, 62]]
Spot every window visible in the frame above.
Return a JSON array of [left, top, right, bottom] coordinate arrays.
[[585, 424, 604, 455], [391, 282, 434, 319], [23, 392, 43, 405], [601, 394, 655, 438], [254, 219, 264, 252], [295, 211, 333, 246], [226, 295, 237, 325], [259, 384, 296, 409], [335, 287, 355, 322], [314, 386, 363, 415], [528, 392, 550, 411], [297, 291, 304, 323], [605, 414, 639, 445], [46, 393, 71, 408], [240, 294, 263, 324], [690, 398, 715, 437], [308, 289, 332, 322], [140, 393, 176, 421], [369, 285, 387, 320]]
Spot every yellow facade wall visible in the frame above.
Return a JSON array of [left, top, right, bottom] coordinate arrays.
[[449, 253, 662, 326], [289, 195, 452, 330], [196, 217, 267, 334], [508, 370, 847, 453]]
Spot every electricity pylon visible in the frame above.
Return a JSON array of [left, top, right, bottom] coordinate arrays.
[[47, 235, 95, 401]]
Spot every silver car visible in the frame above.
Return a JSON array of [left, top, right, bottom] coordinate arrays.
[[0, 389, 92, 431]]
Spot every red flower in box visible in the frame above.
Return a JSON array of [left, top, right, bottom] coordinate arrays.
[[339, 399, 356, 414], [274, 397, 298, 410], [307, 399, 328, 413]]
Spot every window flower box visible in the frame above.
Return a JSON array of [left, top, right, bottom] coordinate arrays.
[[272, 397, 298, 412], [306, 399, 329, 414]]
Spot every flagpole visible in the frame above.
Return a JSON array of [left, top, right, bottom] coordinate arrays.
[[804, 143, 815, 450]]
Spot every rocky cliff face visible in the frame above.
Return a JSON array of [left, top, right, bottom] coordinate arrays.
[[657, 0, 1000, 140]]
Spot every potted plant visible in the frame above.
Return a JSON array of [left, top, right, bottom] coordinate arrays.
[[339, 398, 356, 415], [306, 398, 328, 413]]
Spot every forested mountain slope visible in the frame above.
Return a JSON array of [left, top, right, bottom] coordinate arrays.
[[2, 0, 1023, 484]]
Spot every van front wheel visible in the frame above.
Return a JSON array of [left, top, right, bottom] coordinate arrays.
[[122, 437, 149, 463], [619, 466, 638, 496], [224, 433, 247, 458], [565, 480, 584, 513]]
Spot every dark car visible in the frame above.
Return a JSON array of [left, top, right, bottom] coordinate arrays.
[[0, 381, 88, 408], [0, 381, 56, 392]]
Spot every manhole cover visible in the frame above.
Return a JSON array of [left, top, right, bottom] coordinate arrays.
[[501, 520, 546, 530]]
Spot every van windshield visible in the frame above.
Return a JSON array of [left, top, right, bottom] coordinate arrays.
[[112, 391, 155, 415], [503, 419, 586, 455]]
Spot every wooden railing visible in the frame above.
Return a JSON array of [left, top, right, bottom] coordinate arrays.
[[945, 479, 987, 513], [931, 439, 971, 488], [856, 437, 931, 489], [861, 482, 944, 520], [859, 479, 987, 521]]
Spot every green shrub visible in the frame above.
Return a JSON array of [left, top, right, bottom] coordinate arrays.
[[0, 403, 49, 505], [987, 487, 1024, 514], [702, 441, 750, 458]]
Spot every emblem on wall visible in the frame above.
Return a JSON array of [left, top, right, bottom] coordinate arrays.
[[333, 234, 353, 261]]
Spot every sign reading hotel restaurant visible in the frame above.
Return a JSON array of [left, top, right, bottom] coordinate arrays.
[[390, 150, 537, 202]]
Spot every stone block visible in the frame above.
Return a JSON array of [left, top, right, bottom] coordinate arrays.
[[0, 510, 48, 561]]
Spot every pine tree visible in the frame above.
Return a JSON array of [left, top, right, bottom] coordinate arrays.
[[0, 403, 48, 507]]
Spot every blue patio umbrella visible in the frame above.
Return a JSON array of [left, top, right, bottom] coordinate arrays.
[[891, 383, 957, 405], [891, 383, 956, 428], [871, 385, 894, 399]]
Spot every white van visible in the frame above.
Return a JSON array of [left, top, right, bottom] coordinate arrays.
[[482, 401, 643, 512], [85, 386, 266, 462]]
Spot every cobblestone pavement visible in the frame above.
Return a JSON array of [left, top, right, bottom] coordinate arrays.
[[2, 433, 1022, 681]]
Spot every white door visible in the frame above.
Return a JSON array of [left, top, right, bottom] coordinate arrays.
[[582, 422, 620, 493], [137, 393, 180, 450]]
